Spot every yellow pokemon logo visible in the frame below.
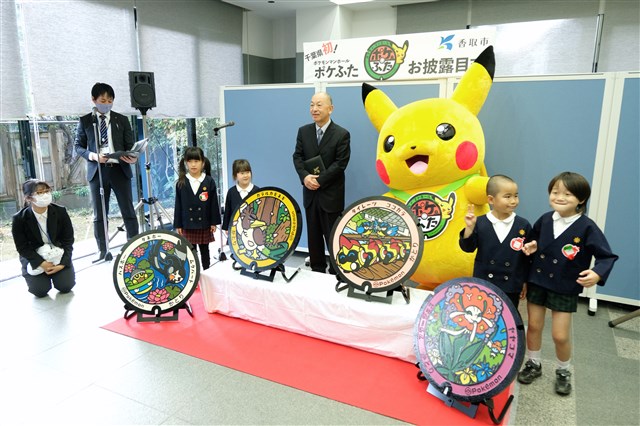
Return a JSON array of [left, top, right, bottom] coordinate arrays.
[[362, 46, 496, 289], [391, 41, 409, 64], [364, 39, 409, 81], [408, 192, 456, 240]]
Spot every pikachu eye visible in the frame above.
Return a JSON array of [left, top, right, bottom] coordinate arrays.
[[436, 123, 456, 141], [383, 135, 395, 152]]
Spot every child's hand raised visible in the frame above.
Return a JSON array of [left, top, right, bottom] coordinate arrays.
[[464, 204, 477, 228], [461, 204, 477, 239]]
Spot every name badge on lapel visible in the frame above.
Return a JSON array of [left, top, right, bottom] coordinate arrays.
[[510, 237, 524, 251]]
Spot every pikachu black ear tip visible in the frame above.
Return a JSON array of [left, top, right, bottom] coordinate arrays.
[[362, 82, 376, 103], [475, 46, 495, 80]]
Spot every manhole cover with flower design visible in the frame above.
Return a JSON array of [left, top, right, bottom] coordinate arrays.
[[414, 277, 525, 402]]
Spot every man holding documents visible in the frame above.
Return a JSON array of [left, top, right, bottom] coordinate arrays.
[[293, 91, 351, 274], [75, 82, 139, 262]]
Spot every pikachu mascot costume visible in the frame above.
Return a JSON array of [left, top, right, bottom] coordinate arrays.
[[362, 46, 495, 290]]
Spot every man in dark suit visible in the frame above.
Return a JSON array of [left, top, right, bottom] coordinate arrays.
[[75, 82, 139, 262], [293, 91, 351, 273]]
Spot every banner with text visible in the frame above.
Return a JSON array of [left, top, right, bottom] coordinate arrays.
[[303, 28, 496, 83]]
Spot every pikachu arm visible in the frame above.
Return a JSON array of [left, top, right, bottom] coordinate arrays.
[[464, 175, 490, 205]]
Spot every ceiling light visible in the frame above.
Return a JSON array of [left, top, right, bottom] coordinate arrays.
[[330, 0, 374, 5]]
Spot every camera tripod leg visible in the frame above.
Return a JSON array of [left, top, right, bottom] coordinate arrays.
[[151, 200, 173, 230], [110, 199, 145, 241], [148, 199, 173, 230], [148, 202, 163, 230], [126, 197, 174, 232]]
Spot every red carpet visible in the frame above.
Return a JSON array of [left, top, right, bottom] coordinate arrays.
[[102, 290, 513, 425]]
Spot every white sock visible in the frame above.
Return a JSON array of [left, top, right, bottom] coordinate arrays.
[[527, 350, 542, 365], [556, 358, 571, 370]]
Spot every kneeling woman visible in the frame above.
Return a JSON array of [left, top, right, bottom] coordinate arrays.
[[11, 179, 76, 297]]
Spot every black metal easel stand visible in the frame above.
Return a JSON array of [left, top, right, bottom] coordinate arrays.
[[415, 364, 513, 425], [123, 302, 193, 323], [335, 278, 410, 304]]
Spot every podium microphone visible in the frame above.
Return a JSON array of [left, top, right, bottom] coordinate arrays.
[[213, 121, 235, 132]]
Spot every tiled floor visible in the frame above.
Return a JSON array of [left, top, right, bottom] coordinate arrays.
[[511, 300, 640, 426], [0, 241, 638, 425]]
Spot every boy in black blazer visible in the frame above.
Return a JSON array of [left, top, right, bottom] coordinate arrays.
[[459, 174, 532, 309]]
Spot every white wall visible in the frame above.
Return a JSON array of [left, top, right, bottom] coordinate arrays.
[[273, 17, 297, 60], [243, 12, 273, 58], [296, 6, 341, 52], [335, 6, 353, 40], [245, 0, 638, 75], [296, 5, 397, 52], [243, 5, 398, 60], [351, 8, 397, 38]]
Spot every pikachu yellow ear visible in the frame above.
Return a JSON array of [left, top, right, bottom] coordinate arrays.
[[451, 46, 495, 117], [362, 82, 398, 132]]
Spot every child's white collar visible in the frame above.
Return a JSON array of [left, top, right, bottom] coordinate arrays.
[[187, 173, 205, 183], [236, 183, 254, 194], [552, 211, 582, 224], [487, 211, 515, 224]]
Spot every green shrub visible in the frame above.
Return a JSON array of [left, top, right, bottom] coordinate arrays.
[[74, 186, 90, 197]]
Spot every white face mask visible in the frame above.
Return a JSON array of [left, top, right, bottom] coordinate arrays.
[[31, 192, 52, 208]]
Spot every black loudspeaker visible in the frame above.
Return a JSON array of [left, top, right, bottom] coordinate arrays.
[[129, 71, 156, 111]]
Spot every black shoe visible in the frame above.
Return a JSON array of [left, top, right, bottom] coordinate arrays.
[[92, 251, 110, 263], [92, 252, 106, 263], [517, 360, 542, 384], [555, 368, 572, 396]]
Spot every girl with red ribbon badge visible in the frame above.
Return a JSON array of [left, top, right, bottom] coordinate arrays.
[[174, 147, 221, 270]]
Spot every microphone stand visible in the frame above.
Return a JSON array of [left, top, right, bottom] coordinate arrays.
[[218, 207, 227, 261], [213, 127, 227, 262], [92, 111, 113, 262]]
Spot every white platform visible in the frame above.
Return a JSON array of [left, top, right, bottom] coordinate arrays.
[[199, 261, 432, 362]]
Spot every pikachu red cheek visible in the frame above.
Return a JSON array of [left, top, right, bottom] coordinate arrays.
[[376, 159, 390, 185], [455, 141, 478, 170]]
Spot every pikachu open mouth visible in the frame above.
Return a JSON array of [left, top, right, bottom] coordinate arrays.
[[406, 155, 429, 175]]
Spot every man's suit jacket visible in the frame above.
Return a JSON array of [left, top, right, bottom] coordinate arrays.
[[293, 121, 351, 213], [11, 204, 74, 272], [74, 111, 134, 181]]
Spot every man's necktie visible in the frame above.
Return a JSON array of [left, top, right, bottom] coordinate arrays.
[[317, 128, 323, 145], [100, 115, 108, 146]]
